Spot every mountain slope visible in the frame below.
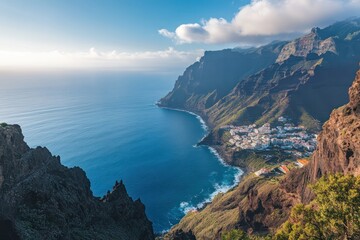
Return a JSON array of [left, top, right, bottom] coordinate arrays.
[[158, 42, 286, 121], [160, 18, 360, 130], [0, 125, 154, 240], [207, 19, 360, 130], [166, 69, 360, 239]]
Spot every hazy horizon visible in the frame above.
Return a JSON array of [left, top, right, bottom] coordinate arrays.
[[0, 0, 359, 72]]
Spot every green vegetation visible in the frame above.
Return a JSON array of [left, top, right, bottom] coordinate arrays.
[[275, 174, 360, 240], [220, 174, 360, 240], [299, 108, 321, 132], [222, 229, 272, 240], [230, 148, 293, 172], [168, 173, 282, 240], [222, 229, 250, 240], [0, 122, 8, 127]]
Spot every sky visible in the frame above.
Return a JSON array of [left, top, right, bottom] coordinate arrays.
[[0, 0, 359, 72]]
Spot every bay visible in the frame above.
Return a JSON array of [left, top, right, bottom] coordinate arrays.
[[0, 71, 241, 232]]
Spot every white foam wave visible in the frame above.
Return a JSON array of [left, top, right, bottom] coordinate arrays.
[[179, 201, 198, 214], [178, 167, 243, 214], [156, 105, 208, 131], [208, 146, 227, 166], [158, 105, 244, 216]]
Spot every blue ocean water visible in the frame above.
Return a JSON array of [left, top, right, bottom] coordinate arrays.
[[0, 71, 241, 232]]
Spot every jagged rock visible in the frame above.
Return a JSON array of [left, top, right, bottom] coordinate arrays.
[[275, 28, 337, 63], [309, 70, 360, 179], [0, 125, 154, 240]]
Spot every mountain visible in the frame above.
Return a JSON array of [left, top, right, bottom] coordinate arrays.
[[158, 41, 286, 124], [0, 124, 154, 240], [165, 70, 360, 239], [159, 18, 360, 131]]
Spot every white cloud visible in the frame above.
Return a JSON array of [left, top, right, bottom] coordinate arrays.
[[160, 0, 360, 45], [0, 47, 204, 71], [158, 29, 176, 39]]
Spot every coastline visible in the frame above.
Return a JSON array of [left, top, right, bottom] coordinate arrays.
[[155, 103, 244, 213], [156, 105, 208, 132]]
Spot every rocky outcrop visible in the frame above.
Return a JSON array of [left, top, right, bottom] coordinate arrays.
[[309, 70, 360, 178], [284, 70, 360, 201], [275, 27, 337, 63], [0, 124, 154, 240]]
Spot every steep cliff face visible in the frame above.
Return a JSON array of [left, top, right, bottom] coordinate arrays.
[[0, 125, 154, 240], [309, 70, 360, 178], [160, 18, 360, 130], [167, 70, 360, 239], [206, 19, 360, 129], [283, 70, 360, 201], [158, 42, 285, 120], [275, 27, 337, 63]]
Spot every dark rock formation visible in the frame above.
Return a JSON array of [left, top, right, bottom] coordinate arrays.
[[0, 125, 154, 240]]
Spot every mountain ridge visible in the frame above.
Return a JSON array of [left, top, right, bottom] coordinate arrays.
[[159, 18, 360, 131]]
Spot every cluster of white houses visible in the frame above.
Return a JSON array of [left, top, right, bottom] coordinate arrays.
[[224, 117, 317, 157]]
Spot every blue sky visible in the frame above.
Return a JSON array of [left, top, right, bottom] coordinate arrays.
[[0, 0, 358, 71], [0, 0, 249, 52]]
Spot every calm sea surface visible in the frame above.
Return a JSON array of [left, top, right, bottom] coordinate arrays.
[[0, 71, 241, 232]]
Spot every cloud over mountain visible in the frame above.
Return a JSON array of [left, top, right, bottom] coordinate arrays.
[[159, 0, 360, 45]]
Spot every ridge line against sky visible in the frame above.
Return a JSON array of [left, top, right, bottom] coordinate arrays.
[[0, 0, 359, 71]]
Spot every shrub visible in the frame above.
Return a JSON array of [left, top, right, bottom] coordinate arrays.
[[275, 174, 360, 240]]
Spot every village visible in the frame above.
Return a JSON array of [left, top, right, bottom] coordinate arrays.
[[223, 116, 317, 157], [221, 116, 316, 177]]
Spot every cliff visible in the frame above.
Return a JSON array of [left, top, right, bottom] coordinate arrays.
[[284, 69, 360, 201], [309, 70, 360, 178], [160, 18, 360, 130], [166, 70, 360, 239], [0, 124, 154, 240], [158, 41, 285, 123]]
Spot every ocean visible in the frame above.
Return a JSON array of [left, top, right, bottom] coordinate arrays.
[[0, 71, 242, 232]]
